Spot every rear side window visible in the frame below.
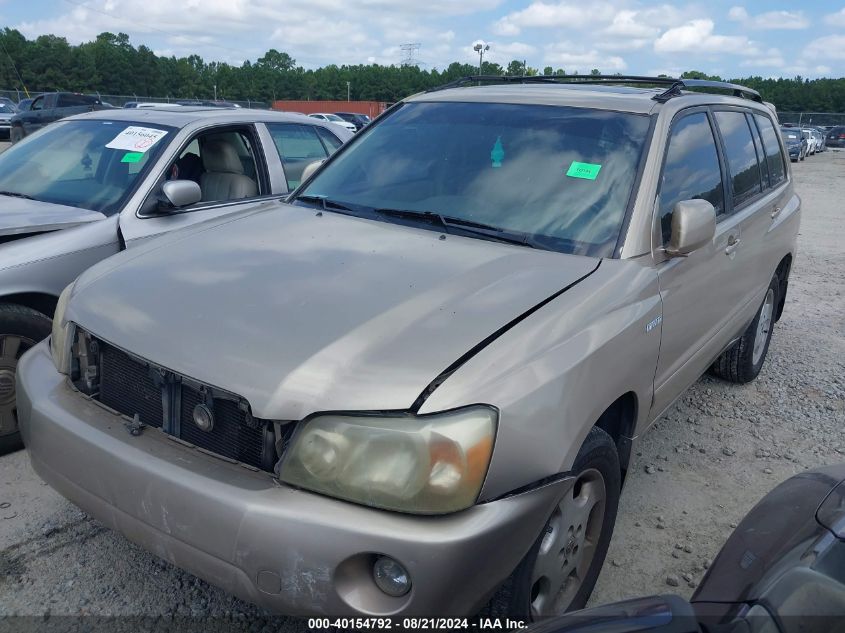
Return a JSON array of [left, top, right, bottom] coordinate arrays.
[[747, 113, 769, 187], [267, 123, 330, 190], [754, 114, 785, 187], [714, 111, 762, 208], [57, 94, 99, 107], [659, 112, 724, 244], [315, 126, 342, 153]]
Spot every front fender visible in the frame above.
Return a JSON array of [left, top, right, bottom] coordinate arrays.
[[418, 258, 661, 501]]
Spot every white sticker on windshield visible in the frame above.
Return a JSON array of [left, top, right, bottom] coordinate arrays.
[[106, 126, 168, 153]]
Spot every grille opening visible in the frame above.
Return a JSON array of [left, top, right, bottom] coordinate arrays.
[[83, 335, 276, 472]]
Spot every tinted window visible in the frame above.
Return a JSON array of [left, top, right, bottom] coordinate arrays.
[[298, 102, 651, 257], [57, 94, 99, 107], [747, 113, 769, 187], [714, 111, 762, 207], [267, 123, 329, 189], [756, 115, 785, 186], [659, 112, 724, 244], [315, 126, 342, 153]]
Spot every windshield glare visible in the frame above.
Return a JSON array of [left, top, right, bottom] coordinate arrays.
[[299, 102, 651, 256], [0, 119, 173, 214]]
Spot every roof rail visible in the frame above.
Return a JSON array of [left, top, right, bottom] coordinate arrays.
[[426, 74, 763, 103]]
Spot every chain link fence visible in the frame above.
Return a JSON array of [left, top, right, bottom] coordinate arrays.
[[778, 112, 845, 127], [0, 88, 269, 110]]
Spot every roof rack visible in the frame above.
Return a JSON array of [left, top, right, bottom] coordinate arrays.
[[426, 74, 763, 104]]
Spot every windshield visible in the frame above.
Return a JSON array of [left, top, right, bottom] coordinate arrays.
[[0, 104, 15, 114], [0, 119, 173, 215], [324, 114, 345, 122], [297, 101, 651, 256]]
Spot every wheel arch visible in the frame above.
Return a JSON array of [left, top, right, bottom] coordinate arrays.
[[593, 392, 638, 483], [774, 253, 792, 322], [0, 292, 58, 320]]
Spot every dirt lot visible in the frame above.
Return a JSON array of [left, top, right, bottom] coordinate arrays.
[[0, 151, 843, 626]]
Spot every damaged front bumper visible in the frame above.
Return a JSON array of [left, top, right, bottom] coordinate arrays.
[[17, 340, 570, 616]]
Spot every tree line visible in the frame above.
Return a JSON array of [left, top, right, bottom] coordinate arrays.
[[1, 28, 844, 112]]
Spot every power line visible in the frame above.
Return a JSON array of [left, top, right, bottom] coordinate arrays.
[[0, 33, 29, 96], [400, 43, 421, 67]]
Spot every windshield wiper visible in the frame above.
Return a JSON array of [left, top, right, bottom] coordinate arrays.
[[0, 190, 36, 201], [294, 194, 360, 215], [374, 208, 542, 249]]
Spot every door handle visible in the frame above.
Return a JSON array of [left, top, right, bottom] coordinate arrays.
[[725, 235, 741, 255], [771, 206, 782, 219]]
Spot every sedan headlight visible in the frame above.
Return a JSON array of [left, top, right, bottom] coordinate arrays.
[[50, 283, 74, 373], [280, 406, 497, 514]]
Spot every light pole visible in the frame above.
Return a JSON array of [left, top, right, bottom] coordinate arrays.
[[473, 42, 490, 75], [346, 81, 350, 101]]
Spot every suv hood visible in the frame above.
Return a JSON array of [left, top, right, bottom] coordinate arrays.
[[0, 196, 105, 237], [70, 203, 599, 419]]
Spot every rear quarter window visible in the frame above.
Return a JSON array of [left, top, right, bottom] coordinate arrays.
[[755, 114, 785, 187]]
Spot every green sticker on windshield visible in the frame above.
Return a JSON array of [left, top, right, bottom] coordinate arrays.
[[121, 152, 144, 164], [566, 161, 602, 180]]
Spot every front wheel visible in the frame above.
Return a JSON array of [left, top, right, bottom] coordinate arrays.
[[488, 426, 621, 619], [710, 275, 778, 384], [0, 304, 52, 454], [9, 126, 23, 144]]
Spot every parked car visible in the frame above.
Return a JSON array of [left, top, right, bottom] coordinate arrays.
[[780, 126, 806, 161], [0, 97, 17, 111], [801, 128, 818, 155], [527, 463, 845, 633], [308, 112, 358, 132], [124, 102, 184, 110], [18, 77, 799, 618], [0, 103, 16, 140], [826, 125, 845, 149], [9, 92, 112, 143], [334, 111, 372, 131], [0, 107, 350, 452]]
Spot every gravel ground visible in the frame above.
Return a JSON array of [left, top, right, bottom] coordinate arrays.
[[0, 151, 842, 627]]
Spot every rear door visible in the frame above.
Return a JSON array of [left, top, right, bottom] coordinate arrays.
[[651, 108, 749, 418]]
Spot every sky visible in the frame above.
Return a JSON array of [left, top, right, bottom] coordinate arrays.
[[4, 0, 845, 79]]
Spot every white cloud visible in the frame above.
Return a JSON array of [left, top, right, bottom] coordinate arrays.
[[728, 6, 809, 30], [492, 1, 615, 36], [654, 19, 750, 54], [543, 42, 627, 72], [728, 6, 748, 21], [804, 35, 845, 61], [825, 8, 845, 27]]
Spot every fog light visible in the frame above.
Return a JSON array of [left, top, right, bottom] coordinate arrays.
[[373, 556, 411, 597]]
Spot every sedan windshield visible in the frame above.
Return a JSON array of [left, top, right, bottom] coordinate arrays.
[[297, 102, 651, 256], [0, 104, 15, 114], [0, 119, 174, 215]]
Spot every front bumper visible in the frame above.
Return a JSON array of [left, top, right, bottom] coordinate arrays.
[[17, 341, 570, 616]]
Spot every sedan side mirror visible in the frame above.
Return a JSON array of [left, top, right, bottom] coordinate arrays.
[[160, 180, 202, 211], [666, 199, 716, 257]]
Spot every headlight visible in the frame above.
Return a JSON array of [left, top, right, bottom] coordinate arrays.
[[280, 406, 497, 514], [50, 283, 74, 373]]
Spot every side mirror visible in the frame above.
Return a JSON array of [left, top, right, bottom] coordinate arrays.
[[300, 159, 324, 183], [160, 180, 202, 211], [666, 199, 716, 256]]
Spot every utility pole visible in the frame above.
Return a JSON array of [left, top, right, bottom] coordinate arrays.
[[213, 84, 217, 100], [474, 42, 490, 75], [346, 81, 350, 101], [400, 43, 421, 67]]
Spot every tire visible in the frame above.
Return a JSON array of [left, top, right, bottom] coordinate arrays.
[[9, 125, 23, 144], [710, 275, 778, 384], [0, 304, 52, 455], [486, 426, 621, 619]]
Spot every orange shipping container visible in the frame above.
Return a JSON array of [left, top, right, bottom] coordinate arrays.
[[272, 100, 387, 118]]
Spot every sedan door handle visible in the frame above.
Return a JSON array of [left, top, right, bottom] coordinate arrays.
[[771, 206, 782, 219], [725, 236, 741, 255]]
